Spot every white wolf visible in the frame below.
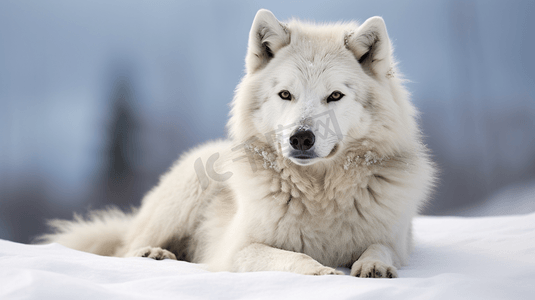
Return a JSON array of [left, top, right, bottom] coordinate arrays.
[[39, 9, 435, 278]]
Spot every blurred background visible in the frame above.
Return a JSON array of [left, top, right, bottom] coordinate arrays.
[[1, 0, 534, 243]]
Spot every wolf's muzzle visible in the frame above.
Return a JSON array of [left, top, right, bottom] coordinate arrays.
[[289, 129, 315, 151]]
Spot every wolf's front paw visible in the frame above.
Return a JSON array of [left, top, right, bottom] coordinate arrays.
[[299, 265, 344, 276], [311, 266, 345, 276], [350, 260, 397, 278], [130, 246, 177, 260]]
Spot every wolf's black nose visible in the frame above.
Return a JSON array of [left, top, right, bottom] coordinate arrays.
[[289, 129, 315, 151]]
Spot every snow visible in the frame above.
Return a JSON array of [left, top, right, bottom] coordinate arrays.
[[1, 213, 535, 299]]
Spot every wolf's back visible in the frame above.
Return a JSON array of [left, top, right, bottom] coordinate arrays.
[[36, 207, 134, 256]]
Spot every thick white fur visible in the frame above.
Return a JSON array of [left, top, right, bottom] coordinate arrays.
[[38, 10, 435, 278]]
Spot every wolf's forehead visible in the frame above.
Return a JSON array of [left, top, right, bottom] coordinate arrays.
[[286, 37, 351, 75], [281, 48, 352, 89], [271, 26, 358, 89], [290, 35, 344, 59]]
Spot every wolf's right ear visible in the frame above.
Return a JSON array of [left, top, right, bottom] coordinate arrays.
[[245, 9, 290, 74]]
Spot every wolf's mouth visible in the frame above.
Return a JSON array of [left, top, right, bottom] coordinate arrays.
[[289, 151, 317, 160], [288, 150, 318, 166]]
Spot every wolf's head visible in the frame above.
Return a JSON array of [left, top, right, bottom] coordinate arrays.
[[229, 10, 419, 167]]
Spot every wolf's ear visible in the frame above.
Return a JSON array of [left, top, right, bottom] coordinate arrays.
[[246, 9, 290, 74], [345, 17, 392, 78]]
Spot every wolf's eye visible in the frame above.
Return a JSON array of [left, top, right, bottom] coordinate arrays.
[[278, 90, 292, 100], [327, 91, 344, 103]]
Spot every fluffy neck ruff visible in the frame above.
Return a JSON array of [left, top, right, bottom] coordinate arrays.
[[238, 138, 401, 212]]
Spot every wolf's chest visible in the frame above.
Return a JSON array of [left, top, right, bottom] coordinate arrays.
[[262, 192, 393, 267]]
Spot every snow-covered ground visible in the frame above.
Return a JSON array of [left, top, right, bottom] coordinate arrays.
[[1, 213, 534, 299]]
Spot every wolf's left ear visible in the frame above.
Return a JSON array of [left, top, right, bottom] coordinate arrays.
[[246, 9, 290, 74], [345, 17, 392, 78]]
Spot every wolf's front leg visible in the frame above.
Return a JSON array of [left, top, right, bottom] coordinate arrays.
[[350, 243, 398, 278], [233, 243, 344, 275]]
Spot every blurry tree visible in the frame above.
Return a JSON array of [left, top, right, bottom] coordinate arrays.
[[93, 76, 143, 209]]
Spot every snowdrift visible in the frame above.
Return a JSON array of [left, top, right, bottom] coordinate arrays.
[[1, 213, 534, 299]]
